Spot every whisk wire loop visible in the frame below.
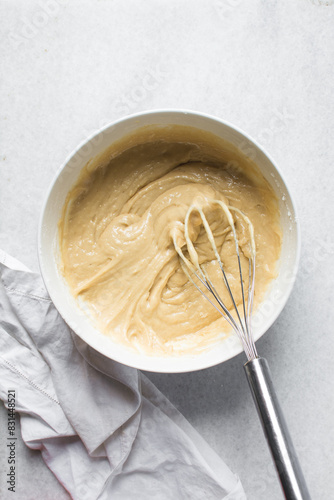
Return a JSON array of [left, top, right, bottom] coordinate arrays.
[[173, 199, 258, 361]]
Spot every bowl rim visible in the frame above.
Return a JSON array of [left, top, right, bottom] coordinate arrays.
[[38, 108, 301, 373]]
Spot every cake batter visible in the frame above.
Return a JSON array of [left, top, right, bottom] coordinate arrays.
[[59, 126, 281, 355]]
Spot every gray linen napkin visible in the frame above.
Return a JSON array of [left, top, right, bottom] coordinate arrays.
[[0, 250, 246, 499]]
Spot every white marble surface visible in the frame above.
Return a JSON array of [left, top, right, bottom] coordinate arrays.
[[1, 0, 334, 498]]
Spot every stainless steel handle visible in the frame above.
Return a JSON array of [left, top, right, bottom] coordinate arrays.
[[244, 357, 311, 500]]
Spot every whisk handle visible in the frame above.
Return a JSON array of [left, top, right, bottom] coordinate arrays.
[[244, 357, 311, 500]]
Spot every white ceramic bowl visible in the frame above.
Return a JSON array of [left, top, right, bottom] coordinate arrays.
[[38, 110, 300, 373]]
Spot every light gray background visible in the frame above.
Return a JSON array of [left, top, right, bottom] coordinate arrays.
[[1, 1, 333, 499]]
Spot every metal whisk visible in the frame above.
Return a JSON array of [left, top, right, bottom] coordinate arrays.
[[173, 200, 310, 500]]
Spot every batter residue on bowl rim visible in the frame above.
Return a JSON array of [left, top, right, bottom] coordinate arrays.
[[59, 125, 282, 356]]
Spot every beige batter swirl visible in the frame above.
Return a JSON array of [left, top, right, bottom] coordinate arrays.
[[59, 125, 282, 355]]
